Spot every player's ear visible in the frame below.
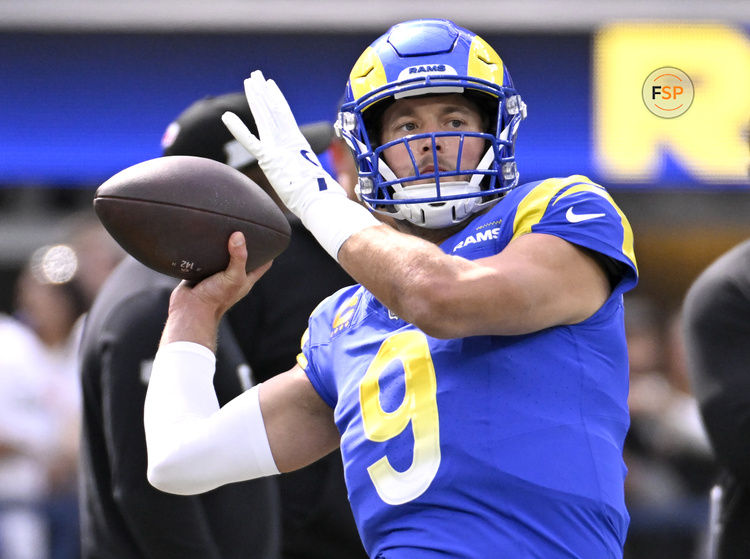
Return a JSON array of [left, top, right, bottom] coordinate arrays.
[[329, 139, 358, 201]]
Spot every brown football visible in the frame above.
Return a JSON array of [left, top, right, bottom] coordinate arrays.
[[94, 155, 290, 281]]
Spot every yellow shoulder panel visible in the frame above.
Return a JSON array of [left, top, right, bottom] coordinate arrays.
[[512, 175, 637, 272]]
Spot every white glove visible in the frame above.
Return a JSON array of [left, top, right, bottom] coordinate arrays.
[[222, 70, 379, 260]]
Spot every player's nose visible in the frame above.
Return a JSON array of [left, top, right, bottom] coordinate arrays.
[[416, 135, 442, 153]]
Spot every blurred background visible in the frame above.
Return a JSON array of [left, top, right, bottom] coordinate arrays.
[[0, 1, 748, 558], [1, 0, 749, 312]]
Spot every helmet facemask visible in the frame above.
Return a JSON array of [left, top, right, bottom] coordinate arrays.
[[336, 19, 527, 229]]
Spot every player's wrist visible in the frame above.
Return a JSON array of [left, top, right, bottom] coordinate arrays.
[[162, 294, 221, 351], [299, 195, 381, 261]]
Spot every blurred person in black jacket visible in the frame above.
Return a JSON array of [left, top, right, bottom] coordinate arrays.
[[79, 258, 280, 559], [683, 239, 750, 559], [78, 92, 364, 558]]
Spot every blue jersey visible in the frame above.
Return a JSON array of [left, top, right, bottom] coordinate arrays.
[[299, 176, 638, 559]]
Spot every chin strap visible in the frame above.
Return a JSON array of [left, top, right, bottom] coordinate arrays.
[[391, 181, 482, 228], [469, 145, 497, 187]]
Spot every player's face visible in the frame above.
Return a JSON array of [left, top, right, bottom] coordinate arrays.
[[379, 94, 486, 185]]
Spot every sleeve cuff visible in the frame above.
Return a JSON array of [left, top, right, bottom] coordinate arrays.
[[159, 341, 216, 363]]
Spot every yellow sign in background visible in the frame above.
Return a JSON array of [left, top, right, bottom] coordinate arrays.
[[594, 23, 750, 184]]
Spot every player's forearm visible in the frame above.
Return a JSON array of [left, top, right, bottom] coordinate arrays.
[[339, 228, 610, 338], [161, 297, 221, 352], [338, 225, 473, 337]]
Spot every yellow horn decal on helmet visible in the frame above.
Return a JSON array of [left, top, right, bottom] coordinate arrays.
[[467, 35, 505, 89], [349, 46, 388, 103]]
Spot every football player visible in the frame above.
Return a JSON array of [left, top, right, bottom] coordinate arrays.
[[145, 19, 638, 558]]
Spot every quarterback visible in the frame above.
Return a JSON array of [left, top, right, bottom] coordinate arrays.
[[144, 19, 637, 558]]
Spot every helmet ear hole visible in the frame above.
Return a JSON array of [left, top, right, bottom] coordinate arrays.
[[463, 90, 497, 133], [362, 99, 394, 148]]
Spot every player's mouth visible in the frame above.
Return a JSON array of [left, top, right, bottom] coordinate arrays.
[[400, 157, 457, 187], [416, 158, 453, 177]]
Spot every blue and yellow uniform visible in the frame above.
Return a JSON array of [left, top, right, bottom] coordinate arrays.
[[299, 175, 638, 559]]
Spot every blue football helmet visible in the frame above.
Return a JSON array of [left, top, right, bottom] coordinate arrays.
[[336, 18, 527, 229]]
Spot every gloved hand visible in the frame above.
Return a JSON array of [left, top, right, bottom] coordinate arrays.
[[221, 70, 345, 214], [222, 71, 379, 260]]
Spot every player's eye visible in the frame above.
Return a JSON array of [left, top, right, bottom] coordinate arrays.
[[398, 121, 417, 133]]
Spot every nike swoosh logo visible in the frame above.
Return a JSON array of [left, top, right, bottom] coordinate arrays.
[[300, 149, 320, 167], [566, 207, 605, 223]]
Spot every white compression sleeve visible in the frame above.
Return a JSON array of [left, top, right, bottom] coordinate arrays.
[[144, 341, 279, 495], [300, 194, 381, 261]]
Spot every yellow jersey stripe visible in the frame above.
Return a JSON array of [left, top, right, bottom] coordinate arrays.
[[554, 184, 637, 272], [296, 352, 308, 370], [511, 175, 637, 272], [332, 294, 359, 330]]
